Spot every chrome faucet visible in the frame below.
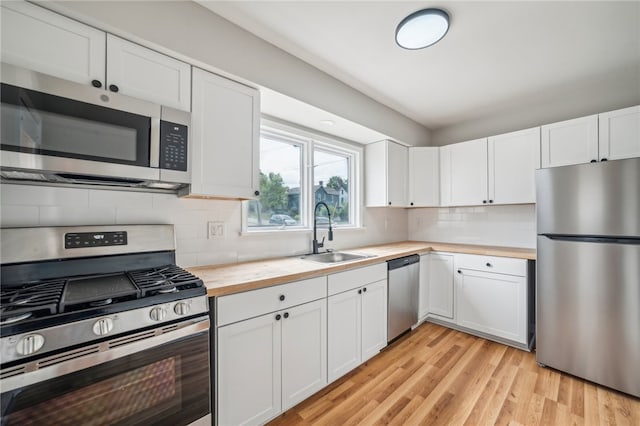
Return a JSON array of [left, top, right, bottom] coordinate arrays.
[[312, 202, 333, 254]]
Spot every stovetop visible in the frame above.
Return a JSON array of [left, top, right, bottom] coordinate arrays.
[[1, 264, 205, 335]]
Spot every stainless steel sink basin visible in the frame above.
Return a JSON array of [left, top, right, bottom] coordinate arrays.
[[300, 252, 373, 264]]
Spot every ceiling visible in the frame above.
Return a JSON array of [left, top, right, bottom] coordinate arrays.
[[196, 1, 639, 134]]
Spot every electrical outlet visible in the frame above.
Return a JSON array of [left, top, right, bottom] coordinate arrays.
[[208, 221, 224, 239]]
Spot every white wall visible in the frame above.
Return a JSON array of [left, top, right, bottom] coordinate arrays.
[[40, 0, 430, 147], [0, 184, 408, 267], [408, 205, 536, 249]]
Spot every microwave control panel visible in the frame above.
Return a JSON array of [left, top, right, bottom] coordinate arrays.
[[159, 121, 188, 171]]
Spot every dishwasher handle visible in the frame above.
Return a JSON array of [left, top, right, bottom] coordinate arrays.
[[387, 254, 420, 270]]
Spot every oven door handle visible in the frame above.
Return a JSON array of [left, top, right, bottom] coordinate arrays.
[[1, 316, 209, 393]]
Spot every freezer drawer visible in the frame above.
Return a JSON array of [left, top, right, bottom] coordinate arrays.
[[536, 236, 640, 397]]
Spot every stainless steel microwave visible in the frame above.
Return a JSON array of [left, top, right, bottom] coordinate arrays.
[[0, 63, 190, 190]]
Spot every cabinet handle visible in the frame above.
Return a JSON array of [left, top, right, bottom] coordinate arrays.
[[601, 158, 608, 162], [108, 84, 119, 93], [486, 262, 492, 267], [591, 159, 597, 163], [363, 287, 367, 293], [91, 79, 102, 88], [482, 200, 487, 204], [254, 190, 260, 196], [283, 312, 289, 319], [388, 202, 392, 206], [358, 289, 362, 294], [275, 314, 281, 321], [489, 200, 494, 204], [279, 295, 285, 301], [457, 269, 462, 274]]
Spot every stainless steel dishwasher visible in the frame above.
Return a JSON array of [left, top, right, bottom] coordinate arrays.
[[387, 254, 420, 342]]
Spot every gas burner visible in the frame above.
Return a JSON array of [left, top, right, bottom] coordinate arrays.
[[128, 265, 202, 297], [0, 312, 33, 326], [158, 287, 177, 294], [0, 280, 65, 324], [89, 298, 113, 307]]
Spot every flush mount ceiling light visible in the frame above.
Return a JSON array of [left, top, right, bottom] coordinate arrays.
[[395, 8, 450, 49]]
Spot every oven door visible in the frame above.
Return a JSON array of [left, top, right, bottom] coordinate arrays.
[[0, 317, 210, 426], [1, 63, 161, 182]]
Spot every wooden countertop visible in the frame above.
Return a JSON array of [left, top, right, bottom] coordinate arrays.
[[188, 241, 536, 297]]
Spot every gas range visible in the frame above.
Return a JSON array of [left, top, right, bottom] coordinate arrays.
[[0, 225, 208, 365]]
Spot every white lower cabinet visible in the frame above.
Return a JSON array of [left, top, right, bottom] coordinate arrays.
[[456, 268, 527, 345], [327, 279, 387, 383], [217, 298, 326, 425], [418, 254, 429, 321], [427, 253, 455, 322]]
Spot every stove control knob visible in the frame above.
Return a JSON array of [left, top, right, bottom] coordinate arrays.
[[16, 334, 45, 356], [174, 302, 190, 316], [150, 307, 167, 322], [92, 318, 114, 336]]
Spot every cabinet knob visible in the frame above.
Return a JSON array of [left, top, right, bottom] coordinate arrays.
[[591, 159, 597, 163], [363, 287, 367, 292], [275, 314, 281, 321], [489, 199, 494, 204], [254, 190, 260, 196], [410, 202, 414, 206], [486, 262, 492, 267], [91, 79, 102, 88], [109, 84, 119, 93], [279, 294, 285, 301], [482, 200, 487, 204], [601, 158, 608, 162], [358, 289, 362, 294], [388, 202, 392, 206], [457, 269, 462, 274], [283, 312, 289, 319]]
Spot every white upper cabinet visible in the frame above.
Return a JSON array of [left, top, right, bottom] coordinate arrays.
[[598, 105, 640, 161], [1, 1, 105, 86], [440, 138, 488, 206], [106, 35, 191, 111], [408, 147, 439, 207], [1, 2, 190, 111], [365, 140, 408, 207], [488, 127, 540, 204], [541, 115, 599, 167], [187, 67, 260, 199]]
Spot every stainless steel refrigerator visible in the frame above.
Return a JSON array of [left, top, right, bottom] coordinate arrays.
[[536, 157, 640, 397]]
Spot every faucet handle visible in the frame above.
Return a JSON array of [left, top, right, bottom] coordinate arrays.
[[318, 236, 325, 248]]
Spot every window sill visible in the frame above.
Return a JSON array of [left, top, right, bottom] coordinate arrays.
[[241, 225, 365, 237]]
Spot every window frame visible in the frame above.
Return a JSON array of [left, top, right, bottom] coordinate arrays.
[[243, 119, 362, 234]]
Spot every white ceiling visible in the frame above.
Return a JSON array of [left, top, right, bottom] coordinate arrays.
[[196, 1, 640, 134]]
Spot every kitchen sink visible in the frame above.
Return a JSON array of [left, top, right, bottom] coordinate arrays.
[[300, 252, 374, 264]]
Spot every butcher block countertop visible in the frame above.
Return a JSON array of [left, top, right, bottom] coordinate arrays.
[[189, 241, 536, 297]]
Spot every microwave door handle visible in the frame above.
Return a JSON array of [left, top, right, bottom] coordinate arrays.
[[150, 117, 160, 168]]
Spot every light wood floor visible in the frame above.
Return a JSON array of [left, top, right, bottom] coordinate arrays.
[[268, 322, 640, 425]]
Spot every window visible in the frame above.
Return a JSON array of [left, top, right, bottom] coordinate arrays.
[[246, 125, 360, 231]]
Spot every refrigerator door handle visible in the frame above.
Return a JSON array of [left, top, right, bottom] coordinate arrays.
[[543, 235, 640, 245]]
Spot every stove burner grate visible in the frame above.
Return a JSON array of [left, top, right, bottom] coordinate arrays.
[[128, 265, 202, 296], [0, 280, 65, 325]]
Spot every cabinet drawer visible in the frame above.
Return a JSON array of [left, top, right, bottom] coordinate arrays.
[[328, 263, 387, 296], [217, 276, 327, 326], [454, 253, 527, 276]]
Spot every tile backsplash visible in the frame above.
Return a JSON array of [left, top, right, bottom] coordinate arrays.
[[408, 204, 536, 249], [0, 184, 408, 267]]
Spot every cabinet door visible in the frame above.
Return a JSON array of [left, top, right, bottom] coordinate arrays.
[[106, 35, 191, 111], [409, 147, 439, 207], [456, 269, 527, 345], [1, 1, 105, 86], [427, 253, 454, 320], [488, 127, 540, 204], [418, 255, 429, 320], [599, 105, 640, 161], [327, 289, 361, 383], [387, 141, 408, 207], [281, 299, 327, 411], [361, 279, 388, 361], [541, 115, 598, 167], [190, 67, 260, 199], [442, 139, 488, 206], [217, 313, 282, 426]]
